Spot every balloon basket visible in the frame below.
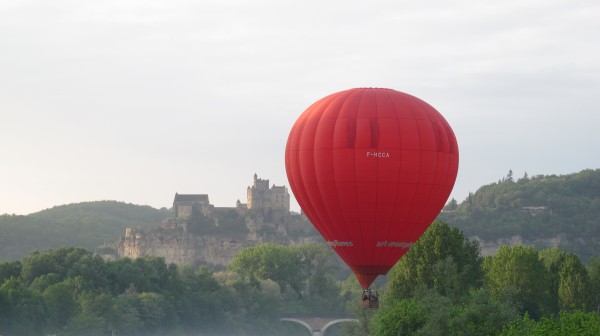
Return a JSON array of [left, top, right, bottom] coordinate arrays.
[[361, 289, 379, 309], [361, 299, 379, 309]]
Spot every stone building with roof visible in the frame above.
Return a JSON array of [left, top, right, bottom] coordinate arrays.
[[173, 193, 210, 219]]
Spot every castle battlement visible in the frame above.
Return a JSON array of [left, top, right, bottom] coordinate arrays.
[[247, 173, 290, 211]]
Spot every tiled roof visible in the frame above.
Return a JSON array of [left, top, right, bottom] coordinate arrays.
[[174, 194, 209, 203]]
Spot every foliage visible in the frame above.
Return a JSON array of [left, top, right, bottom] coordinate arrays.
[[371, 298, 426, 336], [0, 277, 46, 335], [228, 243, 304, 295], [439, 169, 600, 262], [227, 242, 342, 309], [0, 244, 346, 336], [445, 288, 520, 336], [388, 221, 483, 300], [0, 201, 171, 261], [373, 221, 600, 335], [484, 245, 550, 318], [500, 311, 600, 336], [586, 257, 600, 311]]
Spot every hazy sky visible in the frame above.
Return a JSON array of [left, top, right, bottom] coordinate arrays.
[[1, 0, 599, 215]]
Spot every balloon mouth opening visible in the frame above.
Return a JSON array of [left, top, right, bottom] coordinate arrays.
[[351, 265, 392, 289]]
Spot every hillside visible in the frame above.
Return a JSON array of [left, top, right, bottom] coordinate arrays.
[[0, 201, 171, 261], [439, 168, 600, 261], [2, 169, 599, 263]]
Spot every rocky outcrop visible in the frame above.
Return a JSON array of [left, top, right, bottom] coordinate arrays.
[[118, 228, 251, 266], [473, 234, 566, 256], [117, 210, 319, 267]]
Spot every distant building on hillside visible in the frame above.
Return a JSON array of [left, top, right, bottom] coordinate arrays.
[[172, 174, 291, 220], [247, 173, 290, 212], [521, 206, 551, 216], [173, 193, 210, 219]]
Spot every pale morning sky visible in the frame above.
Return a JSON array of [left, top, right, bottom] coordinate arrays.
[[1, 0, 599, 215]]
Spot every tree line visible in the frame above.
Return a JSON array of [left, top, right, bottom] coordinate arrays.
[[439, 168, 600, 262], [0, 242, 347, 336], [355, 221, 600, 336], [2, 221, 600, 335]]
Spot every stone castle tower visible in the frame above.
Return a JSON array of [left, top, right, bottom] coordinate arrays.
[[247, 173, 290, 211]]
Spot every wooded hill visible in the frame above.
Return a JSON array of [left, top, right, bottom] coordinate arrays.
[[1, 169, 599, 263], [0, 201, 171, 261], [439, 168, 600, 262]]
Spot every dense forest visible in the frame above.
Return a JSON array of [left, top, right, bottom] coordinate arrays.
[[0, 201, 171, 261], [0, 242, 349, 336], [439, 168, 600, 261], [2, 221, 600, 335]]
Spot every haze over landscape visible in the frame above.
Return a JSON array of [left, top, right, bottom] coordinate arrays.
[[1, 0, 599, 215]]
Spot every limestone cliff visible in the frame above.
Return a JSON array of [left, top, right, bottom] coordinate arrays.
[[119, 228, 248, 266], [117, 209, 320, 267]]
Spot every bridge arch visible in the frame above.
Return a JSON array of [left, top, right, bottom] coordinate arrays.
[[321, 318, 359, 335], [281, 315, 358, 336], [281, 318, 315, 335]]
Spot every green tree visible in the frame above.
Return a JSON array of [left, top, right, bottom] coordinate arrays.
[[73, 292, 114, 335], [63, 313, 106, 336], [229, 243, 304, 295], [104, 256, 171, 295], [500, 310, 600, 336], [404, 289, 453, 336], [446, 288, 519, 336], [586, 257, 600, 311], [137, 292, 171, 335], [539, 248, 568, 314], [484, 245, 550, 318], [0, 278, 46, 335], [20, 246, 96, 285], [172, 266, 233, 334], [540, 248, 590, 312], [371, 298, 426, 336], [294, 242, 341, 308], [444, 198, 458, 211], [43, 281, 78, 333], [376, 286, 519, 336], [0, 260, 22, 283], [113, 289, 144, 335], [506, 169, 514, 183], [557, 254, 590, 311], [388, 221, 483, 300], [29, 272, 61, 292], [20, 250, 59, 284]]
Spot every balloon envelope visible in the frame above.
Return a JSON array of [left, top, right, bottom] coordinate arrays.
[[285, 88, 459, 288]]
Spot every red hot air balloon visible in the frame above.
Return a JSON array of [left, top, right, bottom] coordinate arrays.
[[285, 88, 459, 293]]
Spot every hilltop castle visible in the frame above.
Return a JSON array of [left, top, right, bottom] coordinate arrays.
[[246, 173, 290, 211], [117, 174, 315, 266], [172, 173, 290, 220]]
